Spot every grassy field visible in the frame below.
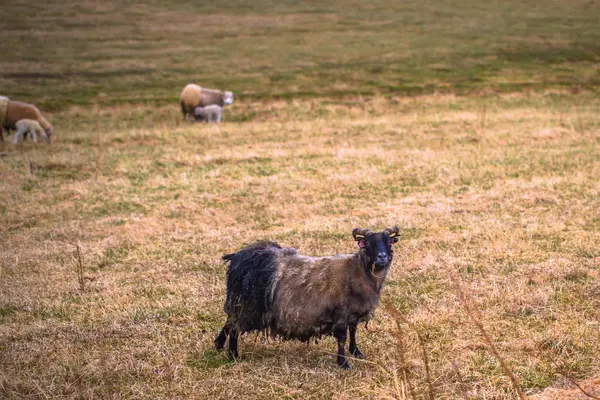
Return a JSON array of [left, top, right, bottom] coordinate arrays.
[[1, 0, 600, 399], [1, 0, 599, 109]]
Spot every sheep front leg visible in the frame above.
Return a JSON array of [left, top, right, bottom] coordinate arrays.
[[334, 327, 350, 369], [215, 321, 232, 350], [13, 126, 26, 144], [349, 324, 365, 359], [228, 327, 239, 360]]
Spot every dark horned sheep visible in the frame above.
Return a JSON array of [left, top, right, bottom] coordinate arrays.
[[0, 99, 53, 143], [215, 226, 400, 368], [179, 84, 233, 120]]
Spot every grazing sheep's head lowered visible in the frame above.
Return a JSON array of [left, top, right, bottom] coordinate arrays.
[[223, 91, 234, 105], [44, 127, 53, 142], [216, 226, 401, 368]]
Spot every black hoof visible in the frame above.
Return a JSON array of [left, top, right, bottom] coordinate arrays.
[[351, 348, 365, 359], [339, 361, 351, 369], [228, 350, 239, 360]]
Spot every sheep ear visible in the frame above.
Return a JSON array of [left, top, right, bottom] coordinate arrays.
[[384, 226, 400, 244], [352, 228, 371, 248], [352, 228, 368, 240]]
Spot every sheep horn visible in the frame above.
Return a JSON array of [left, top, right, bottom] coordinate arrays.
[[383, 226, 400, 238], [352, 228, 373, 241]]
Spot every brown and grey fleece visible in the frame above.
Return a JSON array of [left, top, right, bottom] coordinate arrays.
[[269, 251, 387, 340], [215, 227, 400, 368]]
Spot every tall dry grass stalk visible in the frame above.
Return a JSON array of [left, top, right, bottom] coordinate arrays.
[[18, 144, 31, 177], [390, 361, 410, 400], [94, 122, 102, 182], [0, 248, 4, 280], [475, 103, 487, 136], [452, 360, 471, 399], [61, 242, 86, 292], [383, 298, 434, 400], [452, 274, 526, 400], [535, 346, 600, 400], [571, 98, 586, 134]]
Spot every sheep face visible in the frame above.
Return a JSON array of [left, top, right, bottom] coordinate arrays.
[[223, 91, 234, 105], [353, 226, 399, 272]]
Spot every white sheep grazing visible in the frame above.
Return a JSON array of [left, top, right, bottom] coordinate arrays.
[[13, 119, 49, 144], [193, 105, 222, 123]]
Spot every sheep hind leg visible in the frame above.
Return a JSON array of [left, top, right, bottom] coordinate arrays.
[[334, 327, 350, 369], [349, 324, 365, 359], [228, 327, 239, 360], [180, 102, 187, 120], [13, 127, 26, 144]]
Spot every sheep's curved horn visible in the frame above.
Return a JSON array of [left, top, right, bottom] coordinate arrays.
[[383, 226, 400, 238], [352, 228, 373, 241]]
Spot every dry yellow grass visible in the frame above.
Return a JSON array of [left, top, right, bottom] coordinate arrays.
[[1, 91, 599, 399]]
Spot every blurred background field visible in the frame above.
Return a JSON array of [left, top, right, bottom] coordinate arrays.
[[1, 0, 599, 109]]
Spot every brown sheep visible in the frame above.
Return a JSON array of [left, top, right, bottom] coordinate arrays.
[[179, 84, 233, 120], [0, 100, 53, 142], [216, 226, 400, 368]]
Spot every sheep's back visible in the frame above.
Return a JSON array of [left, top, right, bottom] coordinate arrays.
[[199, 89, 224, 107], [15, 119, 43, 131], [270, 254, 354, 338], [5, 101, 41, 128], [180, 84, 202, 111]]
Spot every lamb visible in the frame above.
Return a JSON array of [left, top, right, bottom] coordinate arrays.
[[0, 100, 53, 142], [193, 105, 222, 123], [13, 119, 49, 144], [215, 226, 400, 368], [179, 84, 233, 120]]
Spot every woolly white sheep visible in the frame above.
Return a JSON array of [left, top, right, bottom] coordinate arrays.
[[193, 105, 222, 123], [13, 119, 49, 144], [179, 84, 233, 120]]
